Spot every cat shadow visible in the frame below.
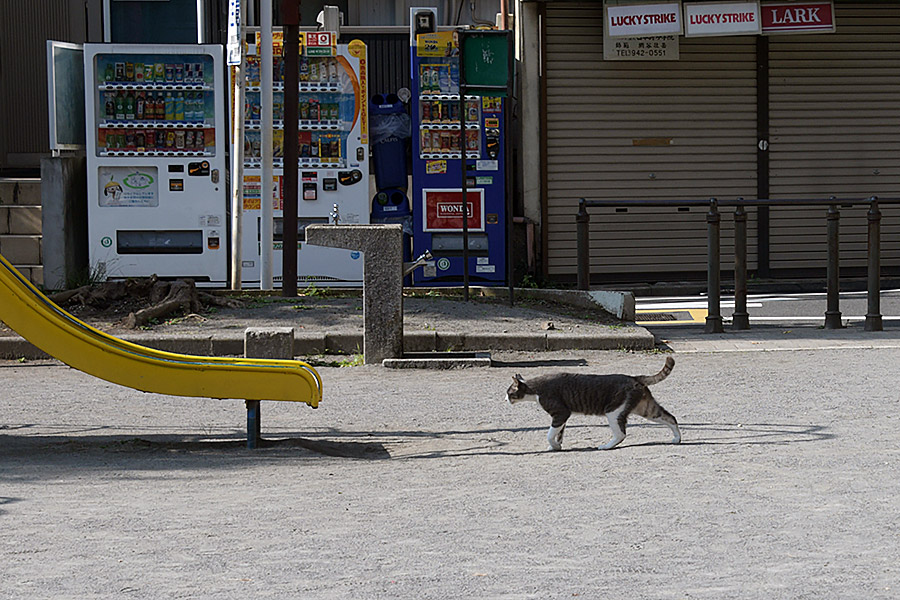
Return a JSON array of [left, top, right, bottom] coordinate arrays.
[[491, 358, 589, 368]]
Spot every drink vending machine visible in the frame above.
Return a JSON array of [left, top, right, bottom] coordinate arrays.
[[238, 32, 369, 288], [84, 44, 227, 286], [409, 27, 507, 286]]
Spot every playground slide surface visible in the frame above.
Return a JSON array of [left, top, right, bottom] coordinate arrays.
[[0, 254, 321, 407]]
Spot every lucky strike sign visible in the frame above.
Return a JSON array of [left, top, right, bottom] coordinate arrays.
[[685, 2, 761, 37], [761, 1, 836, 34], [423, 189, 484, 232], [607, 2, 683, 38]]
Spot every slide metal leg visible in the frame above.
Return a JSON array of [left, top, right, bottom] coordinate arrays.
[[246, 400, 261, 449]]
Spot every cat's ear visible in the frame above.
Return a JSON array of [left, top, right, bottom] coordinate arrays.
[[514, 373, 525, 383]]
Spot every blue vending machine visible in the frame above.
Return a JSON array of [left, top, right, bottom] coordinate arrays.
[[409, 14, 507, 286]]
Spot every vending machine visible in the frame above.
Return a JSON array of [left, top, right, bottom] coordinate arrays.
[[239, 32, 369, 288], [409, 24, 507, 286], [83, 44, 227, 286]]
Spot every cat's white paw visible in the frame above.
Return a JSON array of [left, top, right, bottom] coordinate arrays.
[[598, 438, 624, 450], [670, 436, 682, 444]]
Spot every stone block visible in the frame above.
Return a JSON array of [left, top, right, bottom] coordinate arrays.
[[294, 333, 326, 355], [403, 331, 436, 352], [465, 332, 547, 351], [9, 206, 42, 235], [0, 235, 41, 265], [324, 332, 363, 354], [0, 207, 8, 234], [0, 180, 41, 206], [245, 327, 294, 359]]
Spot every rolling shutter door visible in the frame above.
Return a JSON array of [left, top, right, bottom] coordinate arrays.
[[544, 3, 757, 279], [768, 3, 900, 273]]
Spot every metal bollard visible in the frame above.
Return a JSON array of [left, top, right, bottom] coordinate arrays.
[[705, 198, 724, 333], [732, 203, 750, 330], [576, 198, 591, 291], [865, 197, 883, 331], [824, 202, 843, 329]]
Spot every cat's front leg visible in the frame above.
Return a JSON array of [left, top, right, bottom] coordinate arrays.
[[546, 422, 566, 451]]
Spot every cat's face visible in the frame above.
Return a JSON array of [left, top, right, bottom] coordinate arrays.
[[506, 374, 538, 405]]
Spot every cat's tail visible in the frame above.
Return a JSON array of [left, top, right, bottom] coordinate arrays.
[[637, 356, 675, 386]]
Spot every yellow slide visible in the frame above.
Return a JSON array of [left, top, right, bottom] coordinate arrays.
[[0, 254, 321, 407]]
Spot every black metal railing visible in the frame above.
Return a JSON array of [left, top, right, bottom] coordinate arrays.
[[575, 196, 900, 332]]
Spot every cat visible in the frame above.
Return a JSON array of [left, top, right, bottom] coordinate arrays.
[[506, 356, 680, 451]]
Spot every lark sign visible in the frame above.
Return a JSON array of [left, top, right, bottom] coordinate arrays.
[[606, 2, 683, 38], [761, 1, 835, 34]]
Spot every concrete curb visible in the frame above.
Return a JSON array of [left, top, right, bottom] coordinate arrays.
[[0, 326, 656, 360]]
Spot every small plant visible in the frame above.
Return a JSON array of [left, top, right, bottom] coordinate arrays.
[[519, 274, 540, 289], [302, 283, 327, 297], [337, 354, 364, 367]]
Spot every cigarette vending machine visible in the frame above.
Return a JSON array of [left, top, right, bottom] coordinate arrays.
[[409, 25, 507, 286], [239, 32, 369, 288], [84, 44, 227, 286]]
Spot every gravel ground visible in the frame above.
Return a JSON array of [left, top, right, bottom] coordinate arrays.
[[2, 347, 899, 598]]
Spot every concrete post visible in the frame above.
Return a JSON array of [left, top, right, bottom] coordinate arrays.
[[40, 155, 87, 291], [305, 224, 404, 364]]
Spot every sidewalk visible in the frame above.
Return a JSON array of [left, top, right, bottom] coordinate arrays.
[[0, 291, 655, 360]]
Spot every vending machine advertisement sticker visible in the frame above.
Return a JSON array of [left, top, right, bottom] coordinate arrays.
[[422, 189, 485, 232], [98, 166, 158, 207], [426, 160, 448, 174]]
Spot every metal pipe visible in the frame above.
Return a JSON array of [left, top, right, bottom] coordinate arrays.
[[705, 198, 724, 334], [732, 203, 750, 330], [576, 198, 590, 291], [824, 202, 842, 329], [866, 196, 883, 332], [259, 0, 275, 290]]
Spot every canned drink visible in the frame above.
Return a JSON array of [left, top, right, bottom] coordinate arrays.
[[432, 100, 442, 122], [195, 130, 204, 150], [300, 100, 309, 120], [165, 63, 175, 82], [175, 63, 184, 83], [328, 58, 338, 82], [135, 131, 145, 148], [194, 63, 203, 84], [421, 101, 431, 122], [125, 62, 134, 81], [135, 63, 144, 83], [466, 129, 479, 152], [105, 131, 116, 149], [330, 139, 340, 158], [440, 131, 451, 152], [320, 137, 330, 158], [467, 99, 479, 122], [421, 66, 432, 92], [450, 131, 461, 152], [174, 131, 184, 149], [115, 62, 125, 81], [154, 63, 165, 82], [251, 138, 260, 157], [125, 132, 135, 149], [309, 99, 320, 121], [166, 130, 175, 148], [309, 60, 319, 82], [185, 62, 194, 83], [116, 131, 126, 149], [449, 101, 460, 122], [144, 64, 154, 83], [300, 142, 310, 158], [185, 131, 195, 148], [145, 129, 156, 149]]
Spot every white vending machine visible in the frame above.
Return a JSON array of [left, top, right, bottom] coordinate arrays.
[[84, 44, 227, 286], [239, 32, 369, 288]]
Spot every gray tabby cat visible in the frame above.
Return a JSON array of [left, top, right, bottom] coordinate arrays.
[[506, 357, 680, 451]]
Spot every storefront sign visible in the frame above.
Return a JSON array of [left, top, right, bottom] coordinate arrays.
[[604, 34, 679, 60], [98, 167, 158, 207], [684, 2, 761, 37], [761, 1, 835, 34], [606, 2, 683, 38]]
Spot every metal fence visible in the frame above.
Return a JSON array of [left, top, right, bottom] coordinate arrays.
[[576, 196, 900, 333]]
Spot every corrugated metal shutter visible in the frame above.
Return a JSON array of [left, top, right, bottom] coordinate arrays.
[[0, 0, 82, 168], [544, 3, 758, 279], [769, 2, 900, 273]]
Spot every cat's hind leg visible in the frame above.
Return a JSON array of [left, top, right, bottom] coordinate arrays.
[[635, 394, 681, 444], [599, 404, 628, 450]]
